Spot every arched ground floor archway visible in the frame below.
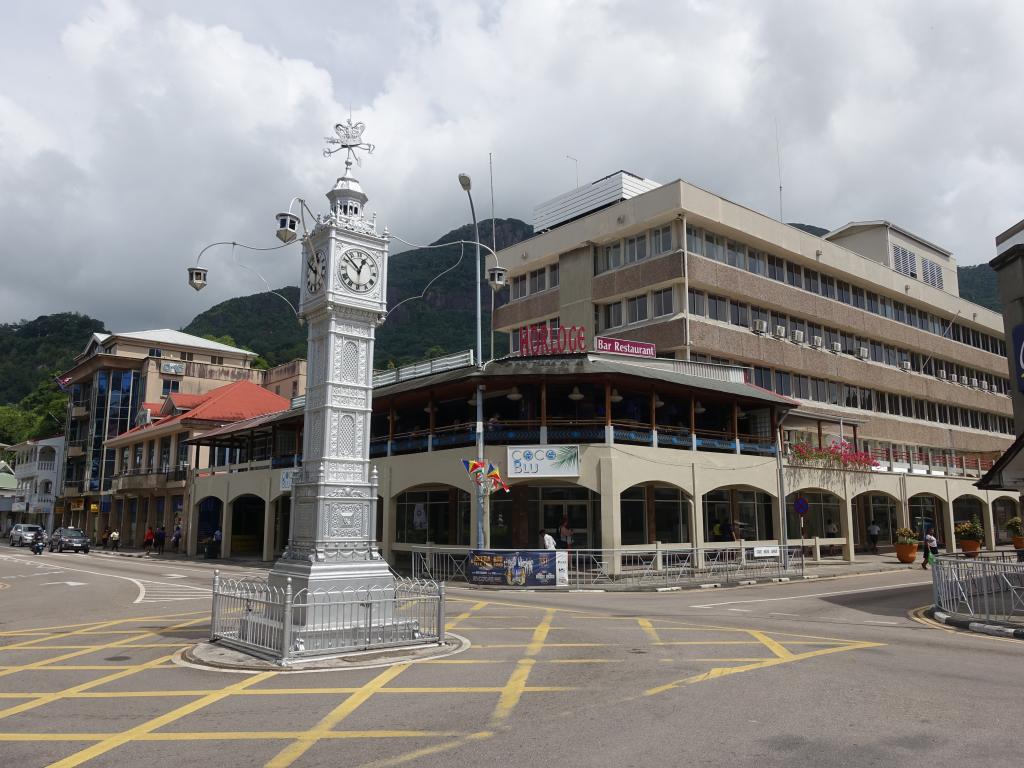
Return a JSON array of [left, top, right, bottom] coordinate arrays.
[[852, 491, 900, 551], [786, 489, 844, 543], [993, 496, 1020, 544], [195, 496, 223, 557], [909, 494, 946, 544], [620, 483, 692, 545], [229, 494, 265, 558], [704, 486, 775, 543]]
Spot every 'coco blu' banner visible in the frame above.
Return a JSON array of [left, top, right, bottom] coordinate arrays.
[[507, 445, 580, 478], [468, 550, 569, 587]]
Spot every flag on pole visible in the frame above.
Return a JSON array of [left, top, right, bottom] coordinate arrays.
[[485, 462, 509, 493], [461, 459, 487, 484], [53, 375, 72, 392]]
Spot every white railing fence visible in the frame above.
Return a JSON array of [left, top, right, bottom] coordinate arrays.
[[412, 545, 804, 588], [932, 552, 1024, 624], [210, 572, 445, 664]]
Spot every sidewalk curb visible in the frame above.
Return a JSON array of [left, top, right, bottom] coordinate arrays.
[[930, 609, 1024, 640]]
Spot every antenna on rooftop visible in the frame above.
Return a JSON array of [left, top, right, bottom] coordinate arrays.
[[566, 155, 580, 188], [775, 118, 784, 222]]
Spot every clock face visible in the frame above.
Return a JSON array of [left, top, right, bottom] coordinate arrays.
[[306, 248, 326, 293], [339, 248, 379, 293]]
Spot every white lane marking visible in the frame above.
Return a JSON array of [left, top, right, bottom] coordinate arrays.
[[161, 574, 188, 578], [2, 550, 210, 604], [41, 581, 88, 587], [727, 608, 752, 612], [769, 613, 799, 617], [863, 620, 900, 625], [689, 581, 932, 608]]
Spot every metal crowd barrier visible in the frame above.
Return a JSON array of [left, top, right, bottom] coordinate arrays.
[[932, 552, 1024, 624], [412, 545, 804, 587], [210, 572, 445, 664]]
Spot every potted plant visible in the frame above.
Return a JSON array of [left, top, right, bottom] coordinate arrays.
[[894, 527, 919, 564], [954, 517, 984, 557], [1006, 516, 1024, 551]]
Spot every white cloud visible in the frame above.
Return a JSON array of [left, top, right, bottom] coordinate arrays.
[[1, 0, 1023, 332]]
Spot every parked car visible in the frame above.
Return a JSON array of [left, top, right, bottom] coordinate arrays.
[[49, 527, 90, 554], [9, 523, 47, 547]]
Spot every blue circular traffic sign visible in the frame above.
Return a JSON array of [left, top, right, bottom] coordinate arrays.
[[794, 496, 809, 516]]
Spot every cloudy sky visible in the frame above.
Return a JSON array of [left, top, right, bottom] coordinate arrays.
[[3, 0, 1022, 331]]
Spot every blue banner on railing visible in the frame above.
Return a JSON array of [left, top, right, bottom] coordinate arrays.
[[468, 549, 568, 587]]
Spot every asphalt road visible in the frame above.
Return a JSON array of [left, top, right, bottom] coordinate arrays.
[[0, 549, 1019, 768]]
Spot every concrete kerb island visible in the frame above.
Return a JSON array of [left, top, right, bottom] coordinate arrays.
[[928, 609, 1024, 640]]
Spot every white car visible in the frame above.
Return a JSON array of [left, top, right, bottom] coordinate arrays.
[[9, 523, 47, 547]]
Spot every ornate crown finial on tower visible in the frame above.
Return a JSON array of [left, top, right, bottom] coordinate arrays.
[[324, 118, 375, 168]]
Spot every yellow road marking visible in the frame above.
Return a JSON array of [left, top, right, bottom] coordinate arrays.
[[490, 608, 555, 727], [747, 631, 795, 659], [637, 618, 661, 643], [352, 731, 494, 768], [46, 671, 277, 768], [265, 664, 408, 768], [0, 617, 205, 721], [0, 730, 469, 742], [445, 601, 489, 631], [644, 640, 884, 697]]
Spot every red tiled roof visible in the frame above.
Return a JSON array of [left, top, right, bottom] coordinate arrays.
[[168, 393, 207, 409], [108, 382, 289, 445]]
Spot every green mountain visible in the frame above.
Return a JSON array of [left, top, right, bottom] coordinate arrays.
[[956, 264, 1000, 312], [0, 313, 106, 445], [182, 218, 534, 367]]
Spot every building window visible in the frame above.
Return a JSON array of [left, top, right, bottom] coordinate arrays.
[[921, 262, 942, 290], [747, 250, 766, 275], [786, 262, 801, 288], [598, 242, 622, 273], [893, 244, 918, 278], [707, 294, 728, 322], [775, 371, 792, 397], [529, 268, 547, 294], [836, 280, 850, 304], [686, 225, 702, 255], [688, 289, 705, 316], [161, 379, 180, 397], [652, 288, 673, 317], [178, 351, 194, 361], [729, 300, 748, 328], [210, 355, 224, 365], [652, 226, 672, 255], [627, 295, 648, 324], [753, 367, 772, 390], [511, 274, 527, 300], [820, 275, 836, 299], [625, 235, 648, 263], [803, 268, 819, 294], [148, 348, 163, 358], [602, 302, 623, 329], [726, 240, 746, 269], [549, 263, 559, 288], [852, 286, 866, 309], [704, 232, 725, 262], [767, 255, 785, 282]]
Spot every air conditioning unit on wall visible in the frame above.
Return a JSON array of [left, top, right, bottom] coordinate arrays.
[[970, 377, 979, 388], [981, 381, 990, 391], [857, 347, 869, 359], [774, 325, 787, 338], [829, 342, 842, 354], [752, 319, 768, 334], [900, 361, 911, 371], [938, 370, 948, 380], [791, 330, 805, 344], [950, 374, 959, 384], [811, 335, 823, 348]]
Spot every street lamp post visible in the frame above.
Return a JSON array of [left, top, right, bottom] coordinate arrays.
[[458, 173, 487, 549]]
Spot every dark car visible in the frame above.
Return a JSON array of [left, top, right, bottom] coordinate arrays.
[[49, 527, 90, 553], [9, 523, 46, 547]]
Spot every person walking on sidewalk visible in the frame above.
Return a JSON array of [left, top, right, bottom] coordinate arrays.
[[109, 529, 120, 551], [921, 529, 938, 569], [143, 526, 155, 552], [867, 520, 881, 554], [101, 527, 110, 550], [171, 524, 181, 553], [154, 526, 165, 554]]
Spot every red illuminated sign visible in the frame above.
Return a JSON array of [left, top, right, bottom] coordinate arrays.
[[518, 324, 587, 356]]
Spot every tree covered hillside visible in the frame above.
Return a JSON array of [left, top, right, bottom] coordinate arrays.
[[182, 218, 533, 368]]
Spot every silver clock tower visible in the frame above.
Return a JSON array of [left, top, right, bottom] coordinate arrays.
[[269, 120, 394, 596]]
